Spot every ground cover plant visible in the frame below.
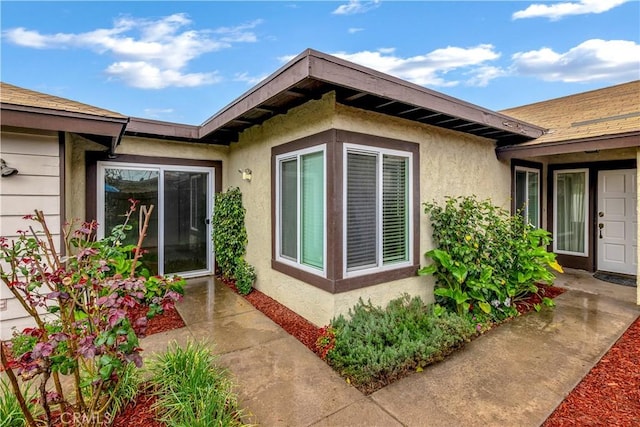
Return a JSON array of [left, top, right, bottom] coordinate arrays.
[[420, 196, 563, 322], [316, 295, 476, 394], [0, 201, 184, 426]]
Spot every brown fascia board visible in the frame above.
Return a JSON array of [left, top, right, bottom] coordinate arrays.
[[199, 49, 312, 138], [496, 131, 640, 161], [1, 103, 128, 137], [126, 117, 201, 141], [199, 48, 545, 141], [305, 51, 545, 139]]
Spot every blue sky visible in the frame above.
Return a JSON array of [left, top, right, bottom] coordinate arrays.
[[2, 1, 639, 125]]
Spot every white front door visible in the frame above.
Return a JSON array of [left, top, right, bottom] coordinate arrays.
[[597, 169, 637, 275]]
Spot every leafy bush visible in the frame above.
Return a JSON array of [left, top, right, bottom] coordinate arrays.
[[322, 295, 476, 393], [234, 258, 256, 295], [212, 187, 248, 279], [419, 196, 562, 320], [0, 202, 184, 426], [148, 341, 246, 426]]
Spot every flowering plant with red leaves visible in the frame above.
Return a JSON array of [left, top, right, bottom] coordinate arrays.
[[0, 200, 184, 427]]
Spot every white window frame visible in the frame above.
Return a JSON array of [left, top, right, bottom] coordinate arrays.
[[553, 168, 589, 257], [274, 145, 327, 276], [514, 166, 541, 228], [343, 143, 414, 278], [97, 161, 215, 277]]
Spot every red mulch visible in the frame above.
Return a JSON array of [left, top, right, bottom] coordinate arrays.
[[544, 315, 640, 426], [223, 278, 322, 356], [112, 387, 163, 427], [127, 305, 186, 336]]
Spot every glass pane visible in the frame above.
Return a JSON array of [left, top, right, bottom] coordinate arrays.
[[515, 170, 527, 217], [301, 152, 324, 269], [163, 171, 209, 274], [280, 159, 298, 260], [346, 152, 378, 270], [556, 171, 586, 253], [382, 155, 408, 264], [104, 168, 159, 274], [527, 171, 539, 228]]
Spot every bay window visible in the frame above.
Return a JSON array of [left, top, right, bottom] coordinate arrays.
[[272, 130, 418, 292]]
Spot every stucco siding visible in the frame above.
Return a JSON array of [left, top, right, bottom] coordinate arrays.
[[228, 92, 510, 326], [66, 134, 229, 224], [0, 130, 60, 339]]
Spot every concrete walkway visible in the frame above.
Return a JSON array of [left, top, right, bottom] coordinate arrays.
[[141, 269, 640, 426]]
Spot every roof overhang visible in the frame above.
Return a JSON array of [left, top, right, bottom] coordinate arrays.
[[1, 103, 129, 152], [496, 132, 640, 161], [199, 49, 545, 146], [125, 117, 205, 143]]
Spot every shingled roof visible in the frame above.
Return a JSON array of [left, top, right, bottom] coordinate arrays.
[[1, 82, 126, 119], [496, 80, 640, 159], [1, 82, 129, 152]]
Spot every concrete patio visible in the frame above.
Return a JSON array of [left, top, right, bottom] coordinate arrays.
[[141, 269, 640, 426]]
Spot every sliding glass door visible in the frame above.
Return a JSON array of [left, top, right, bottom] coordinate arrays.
[[98, 162, 214, 277]]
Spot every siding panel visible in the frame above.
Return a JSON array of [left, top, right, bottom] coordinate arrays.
[[0, 131, 60, 334]]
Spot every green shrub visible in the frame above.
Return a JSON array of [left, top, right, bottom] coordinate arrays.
[[323, 295, 475, 393], [148, 341, 246, 426], [212, 187, 248, 279], [234, 258, 256, 295], [420, 196, 562, 320]]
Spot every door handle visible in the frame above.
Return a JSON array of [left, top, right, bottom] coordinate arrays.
[[598, 223, 604, 239]]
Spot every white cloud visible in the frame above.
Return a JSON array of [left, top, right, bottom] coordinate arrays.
[[348, 28, 364, 34], [143, 107, 175, 118], [511, 39, 640, 82], [233, 72, 268, 85], [332, 0, 381, 15], [330, 45, 503, 87], [106, 62, 221, 89], [3, 14, 261, 89], [513, 0, 629, 20]]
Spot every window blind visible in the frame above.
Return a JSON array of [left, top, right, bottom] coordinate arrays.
[[382, 155, 408, 264], [346, 152, 378, 270]]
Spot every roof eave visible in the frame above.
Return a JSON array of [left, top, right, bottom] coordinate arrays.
[[1, 103, 129, 137], [496, 131, 640, 161], [198, 49, 545, 143]]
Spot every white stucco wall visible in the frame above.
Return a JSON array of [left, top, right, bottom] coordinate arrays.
[[0, 129, 61, 339], [637, 147, 640, 305], [228, 92, 512, 326]]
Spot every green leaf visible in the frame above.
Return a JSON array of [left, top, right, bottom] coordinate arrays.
[[417, 264, 437, 276], [542, 297, 555, 307], [478, 302, 492, 314]]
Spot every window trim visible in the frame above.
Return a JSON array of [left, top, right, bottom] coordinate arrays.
[[342, 143, 414, 278], [270, 129, 420, 294], [514, 165, 541, 228], [553, 168, 589, 257], [274, 144, 327, 277]]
